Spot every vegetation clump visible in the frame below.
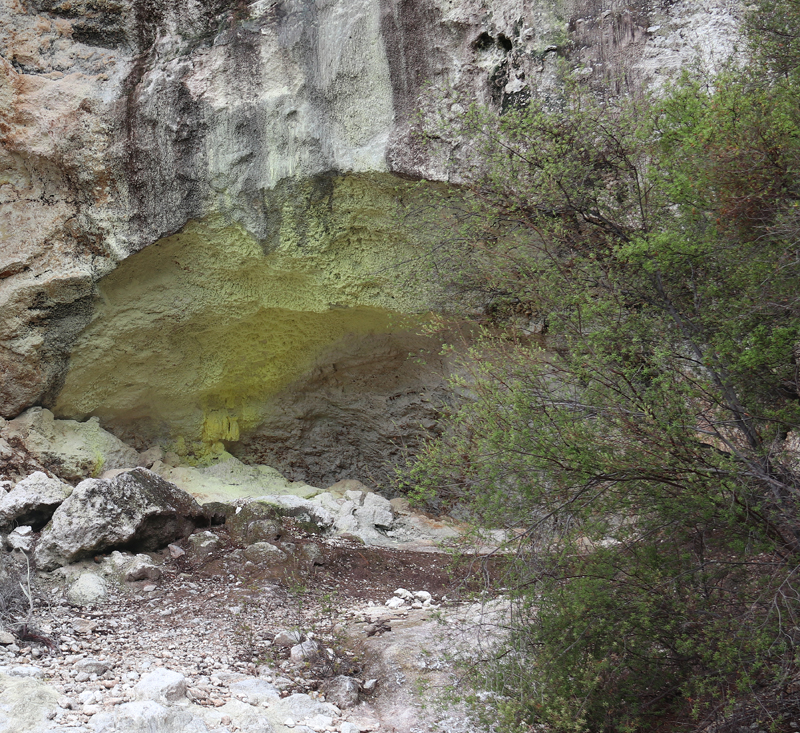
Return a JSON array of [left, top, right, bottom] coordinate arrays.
[[402, 3, 800, 731]]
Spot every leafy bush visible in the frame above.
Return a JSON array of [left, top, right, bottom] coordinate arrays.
[[403, 4, 800, 731]]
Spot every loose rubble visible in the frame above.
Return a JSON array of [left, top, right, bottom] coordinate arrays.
[[0, 414, 496, 732]]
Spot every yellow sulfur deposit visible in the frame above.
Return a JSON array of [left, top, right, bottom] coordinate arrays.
[[53, 173, 436, 451]]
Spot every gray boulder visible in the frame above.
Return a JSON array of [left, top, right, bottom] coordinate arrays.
[[35, 469, 204, 571], [333, 490, 395, 540], [320, 675, 360, 709], [228, 678, 280, 705], [0, 472, 72, 532], [253, 496, 333, 530]]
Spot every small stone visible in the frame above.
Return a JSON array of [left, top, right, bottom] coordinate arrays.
[[393, 588, 413, 600], [284, 718, 295, 728], [167, 544, 185, 558], [71, 618, 97, 634], [362, 679, 377, 692], [6, 525, 34, 552], [0, 631, 15, 645], [75, 658, 109, 675], [384, 597, 404, 609]]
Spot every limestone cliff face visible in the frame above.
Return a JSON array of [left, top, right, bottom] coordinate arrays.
[[0, 0, 739, 483]]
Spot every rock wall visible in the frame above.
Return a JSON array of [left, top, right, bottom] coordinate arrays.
[[0, 0, 740, 483]]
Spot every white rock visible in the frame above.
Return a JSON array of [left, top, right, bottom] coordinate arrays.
[[356, 493, 394, 530], [385, 597, 405, 609], [124, 555, 162, 582], [134, 668, 188, 703], [243, 542, 287, 564], [413, 590, 432, 603], [393, 588, 413, 600], [320, 675, 359, 709], [90, 699, 207, 733], [273, 630, 303, 649], [289, 640, 320, 664], [229, 677, 281, 705], [0, 471, 72, 532], [168, 543, 185, 558], [0, 671, 59, 730], [66, 572, 108, 606], [6, 525, 33, 552], [0, 665, 43, 678]]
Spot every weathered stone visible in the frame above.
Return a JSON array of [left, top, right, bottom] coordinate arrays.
[[272, 630, 303, 649], [134, 669, 187, 704], [123, 556, 162, 583], [320, 675, 360, 709], [0, 632, 14, 645], [299, 543, 325, 566], [167, 544, 185, 559], [0, 472, 72, 532], [2, 409, 139, 483], [227, 501, 283, 545], [186, 531, 221, 563], [289, 640, 320, 665], [5, 526, 33, 553], [66, 572, 107, 606], [35, 468, 203, 570], [243, 542, 287, 565], [228, 678, 280, 706], [0, 672, 59, 732], [253, 496, 333, 531], [357, 492, 395, 530], [75, 658, 109, 676], [90, 700, 206, 733], [200, 501, 236, 526], [137, 446, 164, 469]]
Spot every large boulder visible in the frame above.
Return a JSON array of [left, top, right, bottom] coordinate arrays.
[[0, 472, 72, 532], [326, 490, 396, 541], [35, 468, 204, 571], [2, 408, 140, 482], [0, 672, 59, 733]]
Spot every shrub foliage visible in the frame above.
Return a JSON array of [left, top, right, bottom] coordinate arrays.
[[404, 5, 800, 731]]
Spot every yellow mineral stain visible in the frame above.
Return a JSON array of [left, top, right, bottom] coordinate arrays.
[[53, 172, 437, 449]]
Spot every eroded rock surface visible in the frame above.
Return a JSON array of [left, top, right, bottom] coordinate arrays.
[[0, 0, 742, 482], [35, 468, 204, 570]]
